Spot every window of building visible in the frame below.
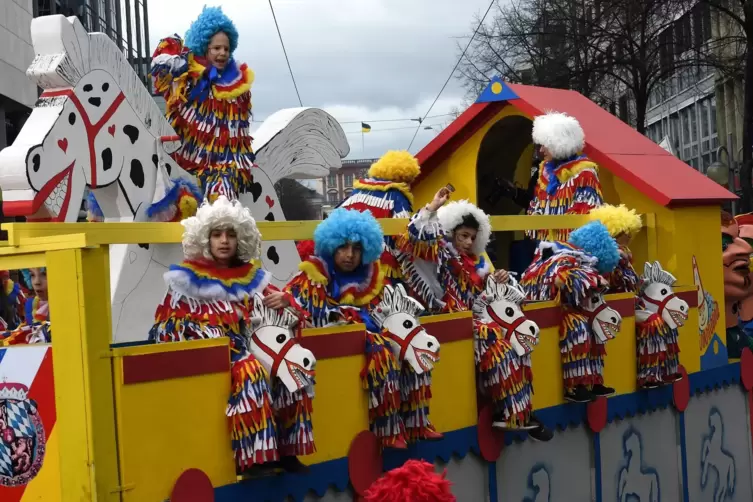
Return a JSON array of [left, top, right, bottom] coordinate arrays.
[[344, 174, 353, 187], [618, 95, 629, 123], [328, 192, 338, 204], [327, 174, 336, 187]]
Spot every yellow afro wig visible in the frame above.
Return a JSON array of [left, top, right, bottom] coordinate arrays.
[[588, 204, 642, 238], [367, 150, 421, 183]]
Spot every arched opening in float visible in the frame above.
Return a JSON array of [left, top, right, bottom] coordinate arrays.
[[475, 114, 536, 274]]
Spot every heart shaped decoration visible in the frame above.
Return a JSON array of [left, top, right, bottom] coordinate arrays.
[[57, 138, 68, 153], [108, 124, 116, 136], [265, 195, 274, 208]]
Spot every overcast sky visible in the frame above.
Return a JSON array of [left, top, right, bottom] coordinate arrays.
[[147, 0, 493, 160]]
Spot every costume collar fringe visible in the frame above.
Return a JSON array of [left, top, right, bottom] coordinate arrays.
[[164, 259, 270, 304], [352, 178, 415, 207], [298, 256, 385, 307]]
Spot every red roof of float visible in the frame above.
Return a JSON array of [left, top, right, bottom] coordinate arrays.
[[415, 82, 736, 207]]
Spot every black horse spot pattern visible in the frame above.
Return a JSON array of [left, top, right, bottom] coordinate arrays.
[[138, 243, 150, 250], [265, 212, 274, 221], [83, 84, 93, 92], [102, 148, 112, 171], [250, 182, 263, 203], [102, 82, 110, 92], [32, 154, 40, 172], [123, 125, 139, 145], [88, 97, 101, 107], [267, 246, 280, 265], [130, 159, 144, 188], [152, 154, 158, 167], [165, 162, 172, 176]]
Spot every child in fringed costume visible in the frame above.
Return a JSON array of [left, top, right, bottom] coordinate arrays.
[[527, 112, 603, 241], [0, 271, 25, 331], [148, 196, 314, 476], [362, 460, 456, 502], [0, 268, 50, 345], [151, 6, 256, 202], [587, 204, 642, 293], [399, 194, 552, 441], [634, 262, 687, 388], [340, 151, 421, 293], [521, 222, 622, 403], [284, 208, 443, 448]]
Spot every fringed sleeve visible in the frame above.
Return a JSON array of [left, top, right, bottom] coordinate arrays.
[[566, 168, 603, 215], [147, 177, 202, 223], [148, 289, 232, 343], [284, 268, 339, 328], [396, 208, 444, 264], [555, 258, 600, 308], [7, 280, 25, 330], [151, 36, 189, 99], [607, 248, 639, 294]]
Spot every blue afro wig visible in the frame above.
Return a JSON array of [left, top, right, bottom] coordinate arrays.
[[568, 221, 620, 274], [185, 6, 239, 56], [314, 208, 384, 265]]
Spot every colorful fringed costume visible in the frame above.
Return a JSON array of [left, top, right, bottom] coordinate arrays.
[[527, 113, 603, 241], [634, 262, 687, 388], [396, 202, 492, 313], [0, 296, 51, 346], [151, 7, 256, 202], [340, 151, 421, 286], [284, 208, 442, 448], [0, 272, 25, 331], [588, 204, 643, 294], [521, 222, 622, 402], [471, 276, 541, 431], [149, 197, 314, 474]]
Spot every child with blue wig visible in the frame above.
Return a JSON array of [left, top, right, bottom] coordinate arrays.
[[284, 208, 444, 449], [521, 221, 623, 403], [151, 5, 255, 203]]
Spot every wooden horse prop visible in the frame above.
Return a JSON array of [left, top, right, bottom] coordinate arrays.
[[635, 261, 688, 388], [472, 276, 540, 430]]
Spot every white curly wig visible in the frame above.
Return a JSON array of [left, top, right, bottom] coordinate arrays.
[[181, 196, 262, 263], [531, 111, 585, 160], [437, 200, 492, 256]]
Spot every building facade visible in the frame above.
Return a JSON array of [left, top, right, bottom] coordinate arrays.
[[0, 0, 151, 151], [318, 158, 377, 216]]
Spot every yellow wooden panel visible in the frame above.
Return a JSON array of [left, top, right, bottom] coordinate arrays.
[[430, 338, 477, 431]]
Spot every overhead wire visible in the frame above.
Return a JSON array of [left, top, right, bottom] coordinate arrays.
[[406, 0, 496, 151], [251, 113, 454, 124], [268, 0, 303, 107]]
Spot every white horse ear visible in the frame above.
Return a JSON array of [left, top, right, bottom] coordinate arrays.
[[383, 285, 394, 303], [485, 275, 496, 293], [643, 262, 653, 277], [253, 294, 266, 315], [395, 284, 408, 298]]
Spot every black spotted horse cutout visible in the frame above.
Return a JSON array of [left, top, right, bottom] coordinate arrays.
[[0, 15, 350, 343]]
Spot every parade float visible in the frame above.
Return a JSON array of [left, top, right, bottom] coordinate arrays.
[[0, 12, 749, 502]]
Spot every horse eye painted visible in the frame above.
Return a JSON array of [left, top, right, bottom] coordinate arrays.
[[402, 320, 413, 329], [505, 307, 514, 317], [592, 296, 599, 303], [68, 112, 76, 125], [102, 82, 109, 92], [275, 334, 286, 344], [661, 288, 668, 295]]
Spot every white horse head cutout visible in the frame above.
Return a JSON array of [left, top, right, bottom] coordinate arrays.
[[247, 294, 316, 393], [371, 284, 439, 374], [0, 15, 184, 222], [473, 276, 540, 356], [640, 261, 689, 330], [582, 289, 622, 343]]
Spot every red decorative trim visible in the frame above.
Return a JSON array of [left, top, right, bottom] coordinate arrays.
[[348, 431, 383, 495], [122, 345, 229, 384], [673, 365, 690, 412], [741, 348, 753, 392], [606, 297, 636, 318], [524, 297, 635, 330], [171, 468, 215, 502], [422, 317, 474, 344], [587, 397, 607, 433], [676, 290, 699, 309], [300, 330, 366, 360], [477, 404, 504, 462]]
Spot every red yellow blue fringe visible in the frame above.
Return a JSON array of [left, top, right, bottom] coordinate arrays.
[[400, 365, 435, 442], [636, 313, 681, 387], [273, 384, 316, 457], [361, 330, 405, 445], [227, 353, 279, 470], [475, 321, 532, 428], [607, 247, 640, 293], [560, 311, 603, 391]]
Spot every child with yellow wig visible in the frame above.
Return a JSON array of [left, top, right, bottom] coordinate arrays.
[[588, 204, 642, 293]]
